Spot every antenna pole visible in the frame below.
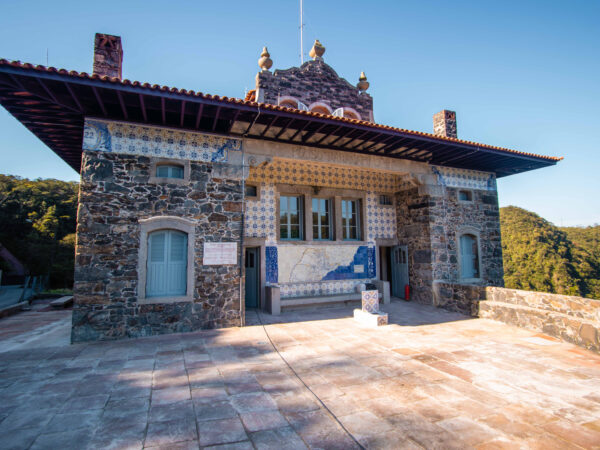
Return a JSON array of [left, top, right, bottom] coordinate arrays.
[[300, 0, 304, 64]]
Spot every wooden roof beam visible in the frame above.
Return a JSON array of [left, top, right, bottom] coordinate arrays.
[[116, 90, 128, 120], [211, 106, 221, 131], [139, 94, 147, 122], [92, 86, 107, 117]]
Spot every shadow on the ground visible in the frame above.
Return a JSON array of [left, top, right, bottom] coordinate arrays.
[[247, 299, 473, 328]]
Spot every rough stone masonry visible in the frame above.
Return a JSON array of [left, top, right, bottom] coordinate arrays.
[[72, 150, 243, 342]]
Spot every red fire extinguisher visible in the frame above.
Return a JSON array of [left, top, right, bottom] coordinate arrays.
[[404, 285, 410, 301]]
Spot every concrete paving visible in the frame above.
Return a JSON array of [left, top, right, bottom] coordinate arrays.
[[1, 300, 600, 449]]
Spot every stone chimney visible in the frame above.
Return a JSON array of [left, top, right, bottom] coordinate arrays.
[[433, 110, 457, 139], [93, 33, 123, 78]]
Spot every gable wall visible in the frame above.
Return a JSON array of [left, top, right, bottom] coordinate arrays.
[[256, 60, 373, 121]]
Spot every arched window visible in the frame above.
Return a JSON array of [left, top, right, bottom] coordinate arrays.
[[278, 96, 309, 111], [459, 234, 480, 279], [147, 230, 188, 297], [309, 102, 333, 116], [279, 99, 298, 109], [156, 164, 184, 179], [343, 108, 361, 120]]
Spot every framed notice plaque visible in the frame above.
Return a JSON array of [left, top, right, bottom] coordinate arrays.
[[203, 242, 238, 265]]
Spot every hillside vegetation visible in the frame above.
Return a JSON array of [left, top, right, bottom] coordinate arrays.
[[500, 206, 600, 299], [0, 175, 78, 288]]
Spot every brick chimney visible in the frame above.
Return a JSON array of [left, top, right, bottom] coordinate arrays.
[[433, 110, 457, 139], [93, 33, 123, 78]]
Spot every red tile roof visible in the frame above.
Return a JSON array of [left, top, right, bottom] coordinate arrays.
[[0, 58, 562, 163]]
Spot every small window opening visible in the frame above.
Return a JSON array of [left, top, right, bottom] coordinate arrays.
[[156, 164, 184, 179], [343, 110, 360, 120], [311, 105, 331, 116], [458, 190, 473, 202], [245, 185, 258, 198], [379, 195, 393, 206], [279, 99, 298, 109]]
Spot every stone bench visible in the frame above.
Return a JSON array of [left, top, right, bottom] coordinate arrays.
[[50, 296, 73, 308], [265, 283, 389, 316]]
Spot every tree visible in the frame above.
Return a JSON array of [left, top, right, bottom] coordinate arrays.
[[0, 175, 78, 288]]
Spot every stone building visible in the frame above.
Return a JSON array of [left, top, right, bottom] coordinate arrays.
[[0, 34, 561, 341]]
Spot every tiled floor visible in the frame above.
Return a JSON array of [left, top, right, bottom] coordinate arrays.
[[1, 301, 600, 449]]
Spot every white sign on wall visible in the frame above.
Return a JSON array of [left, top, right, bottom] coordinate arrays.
[[203, 242, 238, 265]]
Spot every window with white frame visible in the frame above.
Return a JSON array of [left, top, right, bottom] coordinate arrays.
[[146, 230, 188, 297], [156, 164, 184, 179], [312, 198, 332, 240], [459, 233, 480, 279], [280, 196, 303, 240], [341, 199, 361, 240]]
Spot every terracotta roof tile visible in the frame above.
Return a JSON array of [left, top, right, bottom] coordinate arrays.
[[0, 58, 562, 162]]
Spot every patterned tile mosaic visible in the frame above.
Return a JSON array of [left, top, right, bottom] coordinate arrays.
[[245, 184, 277, 243], [320, 246, 374, 281], [82, 118, 241, 162], [432, 165, 496, 191], [366, 192, 396, 243], [361, 290, 380, 313], [248, 160, 400, 192], [265, 246, 278, 284], [279, 280, 365, 298]]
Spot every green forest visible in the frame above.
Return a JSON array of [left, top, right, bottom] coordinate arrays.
[[0, 176, 598, 298], [0, 175, 78, 288], [500, 206, 599, 299]]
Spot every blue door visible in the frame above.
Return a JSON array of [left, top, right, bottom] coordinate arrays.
[[245, 247, 260, 309], [391, 245, 409, 299]]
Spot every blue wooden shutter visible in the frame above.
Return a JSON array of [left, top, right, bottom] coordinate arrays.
[[167, 231, 187, 295], [147, 230, 187, 297], [147, 231, 167, 296], [157, 166, 169, 177], [460, 235, 476, 278]]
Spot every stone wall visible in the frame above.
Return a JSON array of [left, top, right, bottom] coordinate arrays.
[[395, 180, 503, 305], [396, 186, 434, 304], [432, 281, 483, 316], [72, 150, 243, 342], [432, 283, 600, 353], [256, 59, 373, 121], [479, 287, 600, 352], [430, 186, 504, 286]]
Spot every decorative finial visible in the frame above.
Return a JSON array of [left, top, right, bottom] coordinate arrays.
[[357, 72, 369, 92], [258, 47, 273, 71], [309, 40, 325, 60]]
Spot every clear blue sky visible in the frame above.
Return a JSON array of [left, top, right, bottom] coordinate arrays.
[[1, 0, 598, 226]]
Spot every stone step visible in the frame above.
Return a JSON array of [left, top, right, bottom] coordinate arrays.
[[478, 300, 599, 352], [50, 296, 73, 308]]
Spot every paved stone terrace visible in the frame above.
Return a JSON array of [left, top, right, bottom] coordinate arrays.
[[1, 301, 600, 449]]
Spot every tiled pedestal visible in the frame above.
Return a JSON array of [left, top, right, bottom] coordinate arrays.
[[354, 290, 388, 327]]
